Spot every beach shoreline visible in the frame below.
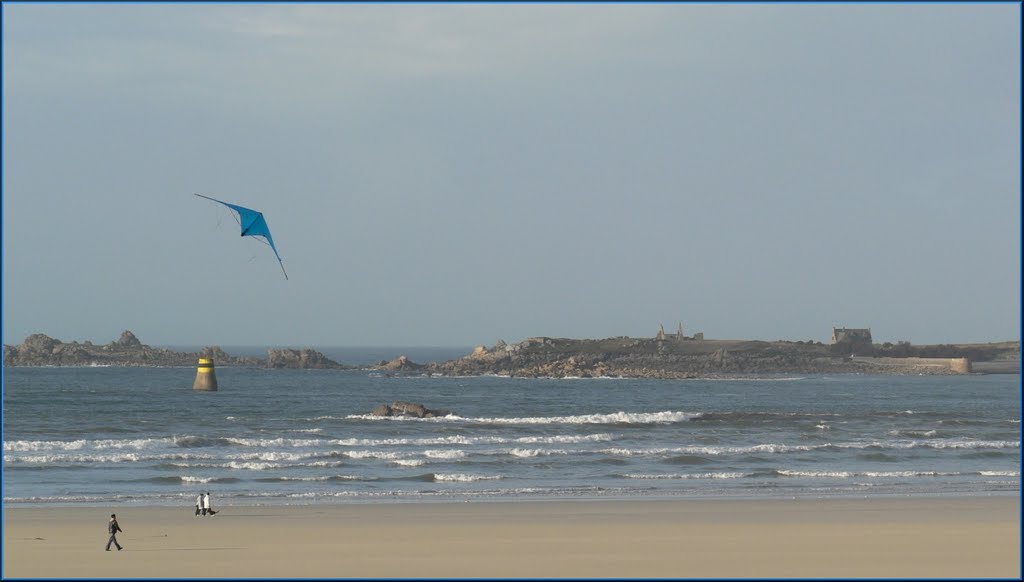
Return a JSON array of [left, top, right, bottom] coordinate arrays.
[[4, 496, 1019, 579]]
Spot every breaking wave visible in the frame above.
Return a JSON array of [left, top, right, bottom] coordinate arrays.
[[347, 410, 696, 425]]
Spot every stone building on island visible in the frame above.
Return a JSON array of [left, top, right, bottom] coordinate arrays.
[[656, 323, 703, 342], [831, 327, 872, 345]]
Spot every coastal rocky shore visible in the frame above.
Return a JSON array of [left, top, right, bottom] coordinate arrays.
[[3, 331, 1018, 377], [420, 336, 1019, 378], [2, 331, 351, 370]]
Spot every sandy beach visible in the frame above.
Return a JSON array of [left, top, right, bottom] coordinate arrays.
[[3, 496, 1019, 579]]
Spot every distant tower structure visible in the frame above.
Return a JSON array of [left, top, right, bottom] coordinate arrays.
[[193, 358, 218, 391], [831, 327, 872, 345], [657, 322, 688, 341]]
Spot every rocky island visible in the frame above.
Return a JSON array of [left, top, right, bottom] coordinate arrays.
[[3, 329, 1019, 377], [2, 330, 351, 369], [419, 335, 1019, 378]]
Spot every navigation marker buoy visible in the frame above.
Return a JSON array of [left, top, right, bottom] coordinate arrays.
[[193, 358, 218, 391]]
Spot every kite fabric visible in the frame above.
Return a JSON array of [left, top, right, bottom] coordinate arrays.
[[195, 193, 288, 280]]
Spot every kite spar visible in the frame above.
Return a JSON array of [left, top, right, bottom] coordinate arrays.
[[195, 193, 288, 280]]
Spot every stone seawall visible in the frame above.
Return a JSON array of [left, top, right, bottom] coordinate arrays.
[[851, 356, 972, 374]]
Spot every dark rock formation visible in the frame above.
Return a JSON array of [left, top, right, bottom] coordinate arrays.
[[24, 333, 60, 354], [3, 331, 202, 367], [266, 348, 345, 369], [368, 401, 452, 418], [3, 331, 347, 369], [200, 346, 234, 361], [115, 330, 143, 348], [376, 355, 425, 371]]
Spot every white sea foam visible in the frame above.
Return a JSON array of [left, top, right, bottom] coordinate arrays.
[[225, 461, 279, 470], [523, 433, 612, 444], [887, 429, 937, 437], [777, 470, 855, 478], [307, 461, 345, 468], [14, 451, 217, 464], [6, 452, 150, 464], [330, 435, 478, 447], [226, 451, 309, 462], [392, 459, 425, 467], [600, 443, 818, 457], [227, 437, 323, 448], [180, 475, 216, 483], [460, 410, 695, 425], [979, 470, 1019, 477], [4, 438, 170, 452], [345, 450, 404, 460], [852, 439, 1020, 450], [423, 450, 466, 460], [778, 470, 961, 478], [327, 433, 613, 447], [860, 471, 947, 477], [346, 410, 696, 425], [433, 473, 501, 482], [624, 472, 745, 480], [4, 440, 89, 452], [508, 448, 569, 457]]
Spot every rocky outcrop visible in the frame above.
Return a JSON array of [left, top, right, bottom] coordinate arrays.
[[368, 401, 452, 418], [199, 346, 235, 362], [116, 330, 143, 348], [266, 348, 345, 369], [3, 331, 200, 367], [376, 355, 425, 371], [3, 332, 348, 369]]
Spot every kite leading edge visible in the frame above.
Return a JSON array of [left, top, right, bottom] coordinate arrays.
[[195, 193, 288, 280]]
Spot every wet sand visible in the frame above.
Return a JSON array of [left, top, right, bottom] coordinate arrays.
[[3, 496, 1019, 578]]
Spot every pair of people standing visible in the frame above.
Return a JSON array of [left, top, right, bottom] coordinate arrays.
[[194, 492, 218, 516]]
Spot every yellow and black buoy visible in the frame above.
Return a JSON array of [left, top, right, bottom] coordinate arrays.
[[193, 358, 218, 391]]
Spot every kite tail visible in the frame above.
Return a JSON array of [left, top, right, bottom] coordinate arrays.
[[278, 259, 289, 281]]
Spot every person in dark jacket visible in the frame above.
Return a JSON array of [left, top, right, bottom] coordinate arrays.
[[106, 514, 124, 551]]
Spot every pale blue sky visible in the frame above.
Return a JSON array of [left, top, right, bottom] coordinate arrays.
[[3, 3, 1020, 347]]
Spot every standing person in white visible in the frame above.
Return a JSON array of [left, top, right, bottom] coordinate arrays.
[[195, 494, 203, 516], [203, 492, 218, 516]]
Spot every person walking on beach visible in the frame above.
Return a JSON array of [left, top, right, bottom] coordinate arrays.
[[105, 514, 123, 551], [203, 492, 217, 516], [195, 493, 203, 516]]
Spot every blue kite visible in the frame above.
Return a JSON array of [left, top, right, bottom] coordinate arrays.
[[195, 193, 288, 280]]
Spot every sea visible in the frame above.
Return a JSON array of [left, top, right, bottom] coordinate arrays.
[[3, 349, 1020, 507]]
